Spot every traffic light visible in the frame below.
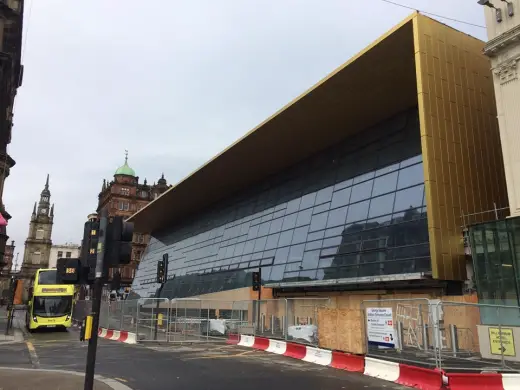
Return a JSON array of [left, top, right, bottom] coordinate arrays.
[[57, 257, 81, 284], [111, 270, 121, 291], [252, 270, 261, 291], [104, 216, 134, 267], [87, 220, 99, 283], [156, 259, 165, 284]]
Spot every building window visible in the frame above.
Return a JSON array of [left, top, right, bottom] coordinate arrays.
[[134, 233, 145, 244], [36, 229, 44, 240], [141, 191, 148, 198], [66, 252, 72, 258], [154, 193, 158, 200], [119, 201, 130, 211], [121, 187, 130, 196], [57, 251, 63, 258]]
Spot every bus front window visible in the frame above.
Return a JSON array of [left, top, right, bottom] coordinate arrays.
[[33, 296, 72, 317]]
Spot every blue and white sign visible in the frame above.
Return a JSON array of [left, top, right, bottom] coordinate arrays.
[[366, 307, 396, 348]]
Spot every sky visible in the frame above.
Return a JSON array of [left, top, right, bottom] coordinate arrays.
[[4, 0, 487, 264]]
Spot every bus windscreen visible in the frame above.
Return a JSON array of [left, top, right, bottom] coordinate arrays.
[[33, 296, 72, 317], [37, 270, 58, 285]]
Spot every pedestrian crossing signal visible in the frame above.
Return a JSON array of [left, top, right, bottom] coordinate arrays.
[[252, 271, 261, 291]]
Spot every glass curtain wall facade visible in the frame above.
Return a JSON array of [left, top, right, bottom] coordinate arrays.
[[469, 217, 520, 326], [131, 108, 430, 299]]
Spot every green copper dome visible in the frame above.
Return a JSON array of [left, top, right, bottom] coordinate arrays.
[[115, 151, 136, 177]]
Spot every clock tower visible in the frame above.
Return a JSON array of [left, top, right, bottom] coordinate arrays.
[[21, 174, 54, 278]]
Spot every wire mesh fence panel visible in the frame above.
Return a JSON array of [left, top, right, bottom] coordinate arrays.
[[168, 298, 202, 342], [196, 300, 236, 341], [436, 301, 520, 373], [136, 298, 170, 342], [361, 298, 438, 368], [230, 300, 254, 335], [120, 299, 139, 332], [99, 301, 109, 329], [255, 299, 287, 340], [285, 298, 330, 347]]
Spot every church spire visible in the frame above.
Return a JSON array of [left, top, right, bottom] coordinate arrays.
[[32, 202, 36, 215], [45, 173, 49, 190], [50, 204, 54, 217]]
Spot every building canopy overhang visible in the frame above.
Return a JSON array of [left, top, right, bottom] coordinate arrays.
[[129, 14, 421, 233]]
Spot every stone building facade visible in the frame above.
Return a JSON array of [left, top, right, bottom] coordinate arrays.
[[97, 153, 169, 286], [48, 243, 81, 269], [482, 0, 520, 216], [0, 0, 24, 259], [20, 175, 54, 278]]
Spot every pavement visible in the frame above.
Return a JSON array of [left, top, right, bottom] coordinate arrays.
[[0, 309, 409, 390]]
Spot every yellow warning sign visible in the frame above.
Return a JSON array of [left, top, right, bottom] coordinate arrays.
[[489, 327, 516, 357]]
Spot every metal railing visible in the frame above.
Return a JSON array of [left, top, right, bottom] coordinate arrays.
[[361, 298, 520, 372], [72, 297, 330, 347]]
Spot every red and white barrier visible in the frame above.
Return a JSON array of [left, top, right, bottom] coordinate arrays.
[[227, 335, 447, 389], [97, 327, 137, 344], [446, 372, 520, 390]]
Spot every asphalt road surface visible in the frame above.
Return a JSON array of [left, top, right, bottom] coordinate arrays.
[[15, 328, 408, 390]]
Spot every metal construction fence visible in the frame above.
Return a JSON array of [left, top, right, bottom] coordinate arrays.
[[362, 298, 520, 373], [72, 297, 330, 346]]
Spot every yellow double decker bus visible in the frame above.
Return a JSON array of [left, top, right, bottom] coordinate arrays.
[[26, 268, 74, 331]]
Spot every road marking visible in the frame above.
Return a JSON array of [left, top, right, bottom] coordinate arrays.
[[183, 350, 265, 360], [25, 341, 40, 369], [115, 377, 128, 383]]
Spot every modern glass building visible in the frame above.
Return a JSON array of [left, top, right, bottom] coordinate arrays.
[[129, 13, 507, 301]]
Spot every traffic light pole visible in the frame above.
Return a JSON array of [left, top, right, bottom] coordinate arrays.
[[257, 268, 261, 332], [84, 209, 108, 390]]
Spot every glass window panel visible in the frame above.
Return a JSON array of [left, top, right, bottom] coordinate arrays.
[[292, 225, 309, 245], [296, 208, 313, 227], [258, 221, 271, 237], [400, 155, 422, 168], [263, 249, 276, 259], [285, 262, 302, 272], [299, 269, 317, 280], [315, 186, 333, 205], [283, 271, 300, 281], [305, 240, 323, 251], [331, 188, 351, 209], [243, 240, 255, 255], [289, 244, 305, 262], [278, 230, 294, 247], [300, 192, 317, 210], [334, 178, 353, 192], [397, 163, 424, 189], [247, 224, 260, 240], [353, 171, 375, 184], [253, 236, 267, 252], [225, 245, 235, 258], [282, 213, 298, 231], [313, 202, 330, 214], [249, 260, 260, 267], [310, 212, 328, 232], [323, 236, 342, 248], [372, 172, 398, 197], [327, 206, 348, 228], [375, 163, 399, 177], [269, 217, 283, 234], [368, 193, 396, 218], [268, 265, 285, 281], [393, 185, 424, 212], [318, 257, 334, 268], [261, 257, 273, 266], [346, 200, 370, 223], [350, 180, 374, 203], [240, 254, 252, 263], [286, 198, 301, 215], [307, 229, 325, 242], [265, 233, 280, 250], [325, 226, 344, 238], [273, 247, 289, 264]]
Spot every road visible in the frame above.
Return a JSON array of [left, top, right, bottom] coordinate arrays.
[[2, 327, 409, 390]]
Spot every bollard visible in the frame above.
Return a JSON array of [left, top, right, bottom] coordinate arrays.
[[281, 316, 286, 336], [260, 313, 265, 333], [450, 324, 458, 357], [271, 315, 275, 335]]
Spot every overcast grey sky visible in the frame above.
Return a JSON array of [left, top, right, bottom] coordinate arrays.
[[4, 0, 486, 261]]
